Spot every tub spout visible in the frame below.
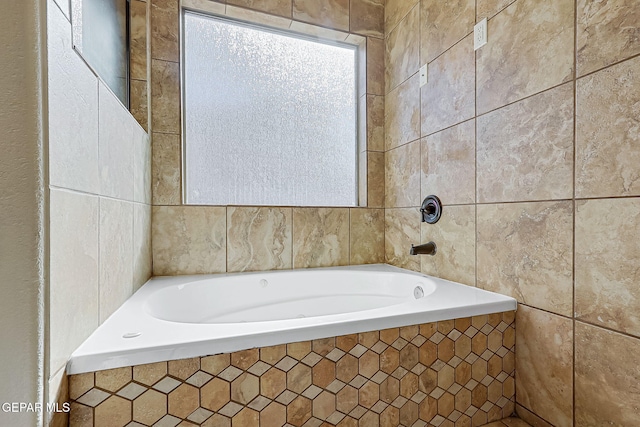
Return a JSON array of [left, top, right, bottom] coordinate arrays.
[[410, 242, 437, 256]]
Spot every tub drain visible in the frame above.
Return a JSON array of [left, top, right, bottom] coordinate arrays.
[[414, 285, 424, 299]]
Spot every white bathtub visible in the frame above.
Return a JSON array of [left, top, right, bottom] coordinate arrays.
[[67, 264, 516, 374]]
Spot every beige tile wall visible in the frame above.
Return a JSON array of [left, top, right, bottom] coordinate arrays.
[[150, 0, 386, 275], [383, 0, 640, 425]]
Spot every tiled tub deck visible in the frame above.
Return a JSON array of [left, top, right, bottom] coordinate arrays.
[[68, 312, 516, 427]]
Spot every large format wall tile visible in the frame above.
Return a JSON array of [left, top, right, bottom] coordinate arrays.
[[385, 0, 418, 34], [385, 74, 420, 150], [350, 208, 384, 264], [227, 0, 293, 18], [293, 0, 349, 31], [130, 79, 148, 132], [477, 202, 573, 316], [420, 0, 475, 64], [366, 95, 385, 152], [367, 151, 385, 208], [130, 0, 148, 81], [151, 59, 181, 134], [350, 0, 384, 38], [476, 0, 516, 21], [422, 120, 475, 206], [227, 207, 292, 273], [385, 208, 420, 271], [420, 205, 475, 286], [476, 0, 574, 114], [152, 206, 227, 275], [152, 132, 181, 205], [385, 4, 419, 94], [421, 35, 474, 136], [151, 0, 179, 62], [133, 203, 152, 290], [575, 322, 640, 425], [577, 0, 640, 77], [366, 37, 385, 96], [516, 306, 573, 427], [292, 208, 350, 268], [575, 198, 640, 337], [576, 56, 640, 198], [385, 141, 420, 208], [476, 83, 574, 203]]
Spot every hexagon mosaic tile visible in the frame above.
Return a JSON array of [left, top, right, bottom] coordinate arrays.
[[69, 313, 515, 427]]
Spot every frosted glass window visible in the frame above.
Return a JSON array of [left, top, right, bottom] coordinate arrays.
[[183, 12, 358, 206]]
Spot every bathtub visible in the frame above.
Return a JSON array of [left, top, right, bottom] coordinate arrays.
[[67, 264, 516, 374]]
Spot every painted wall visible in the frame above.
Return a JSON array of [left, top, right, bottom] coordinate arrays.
[[0, 1, 45, 426], [149, 0, 386, 275], [383, 0, 640, 425]]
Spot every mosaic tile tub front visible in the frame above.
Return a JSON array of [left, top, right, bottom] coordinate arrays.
[[69, 313, 516, 427]]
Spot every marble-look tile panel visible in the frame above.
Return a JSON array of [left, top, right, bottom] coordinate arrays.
[[515, 404, 554, 427], [576, 56, 640, 198], [476, 0, 516, 21], [516, 306, 573, 427], [227, 0, 292, 18], [49, 189, 99, 374], [421, 34, 474, 136], [476, 83, 574, 203], [422, 119, 475, 206], [385, 0, 418, 35], [385, 208, 420, 271], [420, 205, 475, 286], [292, 208, 350, 268], [293, 0, 349, 31], [575, 198, 640, 337], [130, 79, 148, 132], [575, 322, 640, 425], [367, 95, 384, 152], [151, 0, 179, 62], [385, 74, 420, 150], [133, 203, 152, 291], [577, 0, 640, 77], [359, 150, 368, 207], [366, 37, 385, 96], [350, 0, 384, 38], [477, 201, 573, 316], [367, 151, 385, 208], [151, 59, 181, 134], [420, 0, 475, 64], [152, 206, 227, 275], [476, 0, 574, 114], [350, 208, 384, 264], [130, 0, 148, 81], [99, 198, 134, 323], [385, 4, 419, 93], [227, 207, 292, 272], [152, 132, 181, 205], [385, 141, 420, 208]]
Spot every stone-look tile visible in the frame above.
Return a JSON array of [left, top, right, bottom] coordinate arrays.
[[367, 152, 385, 208], [385, 0, 418, 34], [366, 95, 385, 152], [182, 0, 226, 15], [94, 395, 131, 427], [367, 37, 385, 96], [99, 198, 134, 323], [49, 190, 99, 374], [477, 202, 573, 316], [385, 141, 420, 208], [515, 405, 554, 427], [152, 133, 181, 205], [133, 125, 150, 205], [152, 206, 226, 275], [130, 80, 148, 132], [575, 322, 640, 425], [292, 208, 349, 268], [476, 0, 516, 21], [385, 4, 419, 94], [476, 0, 574, 115], [227, 207, 292, 273], [151, 59, 181, 134], [293, 0, 349, 31], [225, 5, 293, 29], [421, 34, 474, 136], [575, 198, 640, 337], [422, 120, 475, 206], [577, 0, 640, 77], [151, 0, 179, 62], [350, 0, 384, 37], [133, 389, 168, 425], [576, 56, 640, 198], [48, 5, 100, 194], [227, 0, 292, 18], [420, 205, 475, 287], [350, 209, 384, 264], [476, 83, 574, 203], [516, 306, 573, 427], [385, 74, 420, 150], [130, 0, 148, 81], [385, 208, 420, 271], [359, 150, 369, 207], [95, 368, 131, 393], [420, 0, 475, 64]]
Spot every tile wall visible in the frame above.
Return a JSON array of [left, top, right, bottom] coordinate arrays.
[[382, 0, 640, 425], [69, 313, 516, 427], [48, 0, 152, 424], [149, 0, 386, 275]]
